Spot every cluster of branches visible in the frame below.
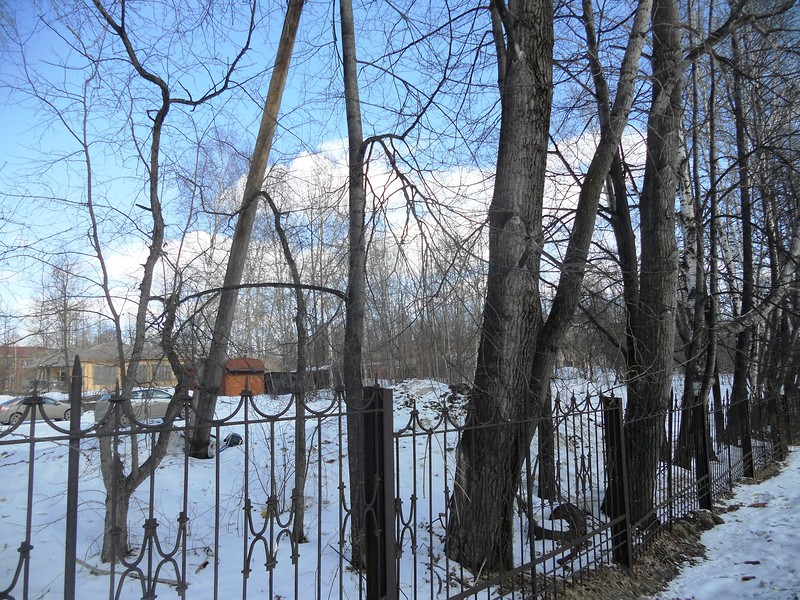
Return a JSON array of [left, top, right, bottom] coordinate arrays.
[[1, 0, 798, 576]]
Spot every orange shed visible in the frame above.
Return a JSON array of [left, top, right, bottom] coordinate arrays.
[[219, 358, 265, 396]]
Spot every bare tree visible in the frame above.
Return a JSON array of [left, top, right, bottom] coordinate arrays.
[[596, 0, 798, 526], [262, 190, 310, 542], [338, 0, 371, 567], [1, 0, 266, 562], [445, 0, 654, 571], [30, 255, 87, 389], [190, 0, 306, 458]]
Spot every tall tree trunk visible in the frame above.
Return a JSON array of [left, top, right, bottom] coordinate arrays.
[[704, 15, 723, 448], [675, 50, 710, 467], [91, 0, 171, 557], [339, 0, 369, 568], [99, 424, 128, 563], [624, 0, 682, 528], [445, 0, 553, 573], [537, 389, 557, 502], [726, 31, 754, 453], [101, 476, 130, 563], [190, 0, 305, 457], [446, 0, 652, 573]]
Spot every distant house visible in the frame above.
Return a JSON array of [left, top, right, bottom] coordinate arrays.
[[0, 346, 50, 394], [32, 342, 176, 393]]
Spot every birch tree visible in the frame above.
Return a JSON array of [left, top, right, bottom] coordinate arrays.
[[608, 0, 796, 524]]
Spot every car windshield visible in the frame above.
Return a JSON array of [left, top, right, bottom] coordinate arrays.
[[0, 398, 22, 407]]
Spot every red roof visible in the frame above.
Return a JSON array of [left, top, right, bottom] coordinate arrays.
[[224, 358, 265, 373]]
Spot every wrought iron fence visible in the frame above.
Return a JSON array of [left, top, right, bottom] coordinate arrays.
[[1, 358, 384, 600], [0, 359, 795, 600]]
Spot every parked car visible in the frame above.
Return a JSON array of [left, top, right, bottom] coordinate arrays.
[[0, 395, 79, 425], [94, 388, 186, 424]]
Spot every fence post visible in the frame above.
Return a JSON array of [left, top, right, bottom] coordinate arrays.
[[64, 356, 82, 600], [667, 394, 674, 526], [742, 395, 755, 479], [601, 394, 632, 567], [781, 393, 794, 446], [362, 386, 396, 600], [693, 399, 712, 510]]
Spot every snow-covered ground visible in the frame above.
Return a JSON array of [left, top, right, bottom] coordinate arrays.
[[2, 380, 797, 599], [653, 447, 800, 600]]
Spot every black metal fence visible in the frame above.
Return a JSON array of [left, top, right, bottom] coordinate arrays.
[[1, 360, 796, 600]]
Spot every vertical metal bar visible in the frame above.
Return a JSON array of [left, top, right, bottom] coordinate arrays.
[[601, 394, 632, 567], [381, 387, 396, 600], [213, 417, 221, 600], [64, 356, 83, 600], [178, 392, 191, 599], [362, 386, 396, 600], [726, 392, 734, 487], [241, 391, 250, 599], [363, 387, 379, 599], [336, 389, 347, 600], [316, 411, 324, 600], [741, 393, 755, 478], [694, 399, 712, 510], [22, 396, 40, 598], [522, 391, 536, 584], [667, 393, 674, 526]]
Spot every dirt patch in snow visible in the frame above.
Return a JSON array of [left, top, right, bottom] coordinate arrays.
[[558, 467, 785, 599], [557, 514, 711, 599]]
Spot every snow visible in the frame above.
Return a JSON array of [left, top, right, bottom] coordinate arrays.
[[1, 384, 469, 599], [1, 383, 798, 599], [652, 447, 800, 600]]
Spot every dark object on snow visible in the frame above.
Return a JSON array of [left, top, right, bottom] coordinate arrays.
[[530, 502, 590, 566], [219, 432, 243, 452]]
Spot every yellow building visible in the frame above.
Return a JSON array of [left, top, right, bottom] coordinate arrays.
[[32, 342, 176, 393]]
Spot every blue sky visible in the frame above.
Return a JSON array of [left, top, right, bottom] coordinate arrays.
[[0, 1, 513, 337]]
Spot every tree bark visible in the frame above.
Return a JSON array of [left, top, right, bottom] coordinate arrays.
[[446, 0, 652, 572], [725, 31, 754, 452], [624, 0, 682, 528], [674, 81, 709, 468], [705, 18, 723, 448], [339, 0, 369, 568], [101, 477, 130, 563], [445, 0, 553, 573], [190, 0, 305, 457]]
